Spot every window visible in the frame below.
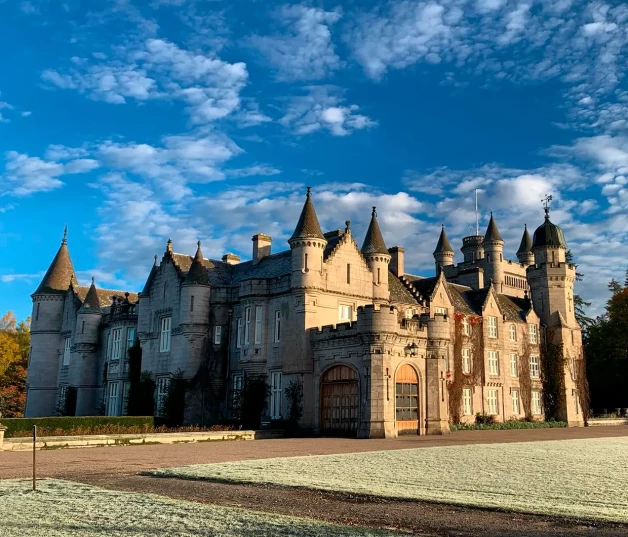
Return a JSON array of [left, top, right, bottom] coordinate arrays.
[[462, 317, 470, 336], [244, 307, 251, 345], [270, 372, 282, 419], [81, 321, 85, 334], [59, 385, 68, 407], [214, 325, 222, 345], [338, 304, 352, 322], [62, 338, 71, 366], [487, 316, 498, 338], [190, 295, 194, 312], [487, 389, 499, 415], [107, 382, 119, 416], [509, 324, 516, 342], [530, 355, 540, 378], [156, 377, 170, 417], [488, 350, 500, 376], [254, 306, 263, 345], [511, 389, 520, 415], [531, 390, 542, 415], [126, 328, 136, 353], [529, 323, 538, 344], [159, 317, 171, 352], [274, 311, 281, 343], [461, 348, 471, 374], [36, 302, 40, 321], [304, 252, 308, 271], [111, 328, 122, 360], [509, 353, 518, 377], [377, 267, 381, 285], [236, 318, 242, 349], [232, 374, 243, 419], [463, 388, 473, 415], [346, 264, 351, 284], [122, 382, 131, 415], [405, 308, 414, 320], [435, 307, 447, 315]]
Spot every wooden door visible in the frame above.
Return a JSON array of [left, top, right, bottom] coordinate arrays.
[[396, 364, 419, 435], [320, 365, 359, 436]]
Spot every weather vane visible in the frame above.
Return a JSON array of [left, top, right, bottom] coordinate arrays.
[[542, 194, 553, 218]]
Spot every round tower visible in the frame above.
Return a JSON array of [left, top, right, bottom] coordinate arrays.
[[433, 225, 454, 273], [75, 277, 102, 346], [181, 241, 211, 325], [482, 213, 505, 289], [289, 187, 327, 289], [516, 224, 535, 266], [361, 207, 391, 302], [461, 235, 484, 262]]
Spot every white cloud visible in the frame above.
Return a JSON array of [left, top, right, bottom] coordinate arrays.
[[225, 165, 281, 178]]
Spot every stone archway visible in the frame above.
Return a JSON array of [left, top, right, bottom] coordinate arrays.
[[395, 364, 419, 435], [320, 365, 359, 437]]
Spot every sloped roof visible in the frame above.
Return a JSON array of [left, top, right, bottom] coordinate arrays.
[[361, 208, 389, 255], [447, 284, 475, 315], [517, 225, 533, 255], [496, 294, 529, 322], [34, 240, 77, 295], [75, 286, 138, 308], [290, 187, 325, 241], [433, 225, 454, 254], [184, 243, 211, 286], [389, 273, 420, 305], [231, 251, 292, 284], [459, 287, 492, 314], [483, 213, 504, 243], [141, 256, 159, 296], [408, 276, 439, 302], [78, 280, 102, 314]]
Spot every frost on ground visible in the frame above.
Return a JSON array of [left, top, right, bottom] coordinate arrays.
[[152, 437, 628, 523], [0, 479, 402, 537]]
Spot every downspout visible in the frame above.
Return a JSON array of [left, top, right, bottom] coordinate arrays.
[[224, 307, 233, 414]]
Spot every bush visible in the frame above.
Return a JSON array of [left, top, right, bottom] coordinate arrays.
[[2, 416, 155, 438], [450, 419, 568, 432], [475, 412, 496, 425]]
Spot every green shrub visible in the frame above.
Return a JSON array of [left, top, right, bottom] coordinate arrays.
[[2, 416, 155, 438], [475, 412, 496, 425], [450, 419, 568, 432]]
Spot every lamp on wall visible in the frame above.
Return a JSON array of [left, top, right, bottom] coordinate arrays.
[[404, 342, 419, 357]]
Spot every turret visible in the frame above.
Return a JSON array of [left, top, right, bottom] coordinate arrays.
[[516, 224, 534, 266], [289, 187, 327, 289], [26, 227, 77, 417], [75, 277, 102, 345], [461, 235, 484, 263], [482, 213, 504, 290], [433, 225, 454, 273], [181, 241, 211, 325], [361, 207, 391, 302]]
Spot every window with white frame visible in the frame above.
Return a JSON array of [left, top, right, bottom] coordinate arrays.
[[462, 348, 471, 374], [531, 390, 542, 415], [214, 325, 222, 345], [435, 307, 447, 315], [254, 306, 263, 345], [529, 323, 538, 344], [488, 350, 500, 376], [236, 318, 242, 349], [404, 308, 414, 320], [338, 304, 352, 322], [270, 372, 282, 419], [274, 311, 281, 343], [62, 337, 71, 366], [487, 389, 499, 415], [111, 328, 122, 360], [244, 307, 251, 345], [487, 316, 498, 339], [463, 388, 473, 416], [509, 353, 518, 377], [156, 377, 170, 416], [126, 327, 136, 354], [462, 317, 470, 336], [509, 324, 517, 342], [530, 355, 540, 378], [122, 382, 131, 415], [106, 382, 119, 416], [159, 317, 171, 353], [511, 389, 520, 415]]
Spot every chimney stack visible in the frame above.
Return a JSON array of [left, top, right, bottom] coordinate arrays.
[[252, 234, 272, 264], [389, 246, 404, 277], [222, 253, 241, 265]]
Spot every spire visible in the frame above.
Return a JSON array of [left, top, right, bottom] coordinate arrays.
[[433, 225, 454, 255], [516, 224, 533, 255], [141, 255, 159, 296], [483, 212, 504, 243], [166, 238, 173, 253], [33, 228, 77, 295], [361, 207, 389, 255], [79, 277, 101, 313], [184, 241, 210, 285], [289, 187, 325, 241]]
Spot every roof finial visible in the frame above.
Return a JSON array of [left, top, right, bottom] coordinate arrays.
[[167, 237, 173, 252], [91, 276, 95, 285], [542, 194, 553, 219], [197, 240, 201, 248], [306, 186, 311, 196], [345, 220, 351, 233], [372, 206, 377, 217], [62, 225, 68, 245], [153, 254, 158, 265]]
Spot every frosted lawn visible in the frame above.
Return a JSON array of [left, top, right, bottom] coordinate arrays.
[[152, 437, 628, 523], [0, 479, 403, 537]]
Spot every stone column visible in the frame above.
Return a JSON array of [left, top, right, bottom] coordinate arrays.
[[0, 423, 7, 451], [425, 315, 451, 434]]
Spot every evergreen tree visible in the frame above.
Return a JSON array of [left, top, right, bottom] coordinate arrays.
[[565, 250, 593, 329]]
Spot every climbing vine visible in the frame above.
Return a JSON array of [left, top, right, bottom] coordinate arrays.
[[519, 328, 533, 420], [575, 348, 591, 422], [540, 328, 567, 422]]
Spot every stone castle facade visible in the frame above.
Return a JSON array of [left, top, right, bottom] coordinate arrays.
[[25, 189, 585, 436]]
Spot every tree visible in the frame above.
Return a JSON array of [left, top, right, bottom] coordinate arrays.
[[565, 250, 593, 329], [0, 312, 31, 417]]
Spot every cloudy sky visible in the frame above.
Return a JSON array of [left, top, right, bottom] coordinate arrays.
[[1, 0, 627, 320]]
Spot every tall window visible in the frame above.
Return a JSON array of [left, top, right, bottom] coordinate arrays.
[[214, 325, 222, 345], [270, 372, 282, 419], [111, 328, 122, 360], [487, 389, 499, 415], [462, 348, 471, 374], [62, 337, 71, 366], [463, 388, 473, 415], [509, 324, 516, 342], [529, 324, 538, 344], [232, 374, 243, 419], [236, 318, 242, 349], [244, 307, 251, 345], [107, 382, 119, 416], [254, 306, 263, 345], [346, 264, 351, 284], [159, 317, 171, 353], [488, 350, 500, 376], [530, 355, 540, 378], [462, 317, 470, 336], [126, 327, 136, 353], [274, 311, 281, 343], [122, 382, 131, 415], [156, 377, 170, 416], [511, 389, 520, 415], [509, 353, 518, 377], [377, 267, 381, 285], [531, 390, 542, 415], [338, 304, 352, 322], [487, 316, 498, 338], [190, 295, 195, 312]]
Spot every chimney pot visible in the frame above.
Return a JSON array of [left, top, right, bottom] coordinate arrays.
[[252, 234, 272, 264]]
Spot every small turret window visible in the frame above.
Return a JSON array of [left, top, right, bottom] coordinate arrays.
[[36, 303, 40, 321], [347, 264, 351, 284], [377, 268, 381, 284], [304, 253, 309, 271], [81, 321, 85, 335], [190, 295, 195, 312]]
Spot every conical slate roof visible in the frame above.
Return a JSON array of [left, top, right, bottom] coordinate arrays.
[[483, 213, 504, 243], [184, 242, 210, 285], [433, 225, 454, 255], [79, 278, 102, 314], [516, 224, 533, 255], [290, 187, 325, 241], [141, 255, 159, 296], [34, 228, 77, 295], [361, 207, 389, 255]]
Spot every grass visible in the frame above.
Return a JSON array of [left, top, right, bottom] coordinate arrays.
[[0, 479, 402, 537], [150, 437, 628, 523]]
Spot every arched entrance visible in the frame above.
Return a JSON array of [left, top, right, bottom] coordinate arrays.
[[320, 365, 359, 436], [396, 364, 419, 435]]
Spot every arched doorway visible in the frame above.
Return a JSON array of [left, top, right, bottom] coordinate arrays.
[[396, 364, 419, 435], [320, 365, 359, 436]]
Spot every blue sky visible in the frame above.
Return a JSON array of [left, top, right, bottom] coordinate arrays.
[[1, 0, 628, 320]]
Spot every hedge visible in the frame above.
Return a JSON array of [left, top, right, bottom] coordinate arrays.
[[1, 416, 155, 438], [450, 419, 568, 431]]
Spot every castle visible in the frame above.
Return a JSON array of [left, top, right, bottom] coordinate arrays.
[[24, 188, 585, 436]]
